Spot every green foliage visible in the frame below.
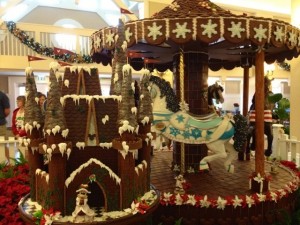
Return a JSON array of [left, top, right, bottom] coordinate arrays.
[[175, 218, 183, 225], [33, 210, 43, 225], [9, 150, 27, 166], [275, 98, 290, 121], [268, 93, 283, 104], [0, 151, 27, 178], [0, 164, 14, 178]]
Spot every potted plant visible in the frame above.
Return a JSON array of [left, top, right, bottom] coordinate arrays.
[[268, 93, 290, 134]]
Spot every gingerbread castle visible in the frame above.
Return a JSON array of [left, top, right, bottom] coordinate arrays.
[[22, 61, 158, 222]]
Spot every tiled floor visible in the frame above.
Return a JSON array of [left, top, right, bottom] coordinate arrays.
[[150, 150, 296, 198]]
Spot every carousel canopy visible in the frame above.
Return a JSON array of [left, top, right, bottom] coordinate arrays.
[[91, 0, 300, 71]]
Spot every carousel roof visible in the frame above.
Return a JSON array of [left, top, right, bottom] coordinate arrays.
[[91, 0, 300, 71]]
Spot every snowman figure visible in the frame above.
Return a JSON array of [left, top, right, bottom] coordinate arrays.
[[72, 184, 95, 223]]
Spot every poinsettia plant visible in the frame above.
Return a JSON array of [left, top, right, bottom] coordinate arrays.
[[0, 151, 29, 225]]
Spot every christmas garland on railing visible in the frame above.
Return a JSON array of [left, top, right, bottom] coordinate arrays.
[[5, 21, 93, 64], [277, 61, 291, 71]]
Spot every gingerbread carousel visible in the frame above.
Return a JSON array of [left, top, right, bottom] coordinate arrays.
[[17, 0, 300, 225], [89, 0, 300, 224]]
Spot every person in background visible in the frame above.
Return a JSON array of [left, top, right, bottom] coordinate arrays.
[[12, 95, 27, 138], [0, 91, 10, 137], [37, 92, 47, 114]]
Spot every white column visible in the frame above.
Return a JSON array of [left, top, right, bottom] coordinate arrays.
[[290, 0, 300, 139]]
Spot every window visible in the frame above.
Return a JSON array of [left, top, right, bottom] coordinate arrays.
[[51, 19, 83, 51]]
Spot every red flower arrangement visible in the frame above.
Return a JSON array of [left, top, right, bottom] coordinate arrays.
[[0, 163, 30, 225]]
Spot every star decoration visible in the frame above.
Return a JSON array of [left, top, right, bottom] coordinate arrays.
[[172, 22, 191, 38], [270, 192, 278, 202], [288, 31, 297, 46], [191, 128, 201, 139], [201, 19, 218, 38], [147, 22, 163, 40], [182, 130, 190, 139], [187, 195, 197, 206], [105, 30, 115, 46], [253, 173, 264, 183], [227, 21, 245, 38], [273, 26, 285, 42], [176, 114, 185, 123], [175, 193, 184, 205], [169, 127, 181, 137], [253, 24, 267, 42], [125, 27, 133, 43], [200, 195, 211, 208], [94, 36, 101, 48], [216, 197, 227, 210], [256, 193, 266, 202], [232, 195, 243, 208], [245, 195, 255, 208]]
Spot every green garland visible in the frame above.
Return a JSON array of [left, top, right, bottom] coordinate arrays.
[[277, 61, 291, 72], [5, 21, 93, 64]]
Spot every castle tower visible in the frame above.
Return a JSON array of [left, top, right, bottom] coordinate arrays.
[[42, 62, 72, 212], [137, 69, 153, 191], [110, 18, 127, 95], [24, 67, 45, 201]]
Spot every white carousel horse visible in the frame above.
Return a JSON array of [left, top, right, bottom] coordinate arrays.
[[149, 76, 248, 173]]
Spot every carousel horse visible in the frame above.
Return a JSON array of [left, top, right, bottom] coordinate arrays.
[[207, 81, 224, 109], [149, 76, 248, 173], [246, 77, 274, 157]]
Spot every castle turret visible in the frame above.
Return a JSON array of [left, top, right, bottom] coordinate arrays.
[[137, 69, 154, 192], [110, 18, 127, 95], [24, 67, 45, 201], [41, 62, 72, 213]]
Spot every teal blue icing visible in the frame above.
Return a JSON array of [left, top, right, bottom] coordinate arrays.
[[219, 126, 234, 140], [153, 112, 173, 118], [188, 117, 223, 130]]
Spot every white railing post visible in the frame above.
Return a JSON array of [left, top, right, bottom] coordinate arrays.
[[0, 136, 6, 164], [0, 136, 20, 165], [272, 124, 284, 158]]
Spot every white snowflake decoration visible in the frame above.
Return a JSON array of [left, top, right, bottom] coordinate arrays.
[[125, 27, 133, 43], [288, 31, 297, 46], [94, 36, 101, 49], [253, 24, 267, 42], [201, 19, 218, 38], [273, 26, 285, 42], [169, 2, 180, 11], [227, 21, 245, 38], [147, 22, 163, 41], [105, 30, 115, 46], [172, 22, 191, 38]]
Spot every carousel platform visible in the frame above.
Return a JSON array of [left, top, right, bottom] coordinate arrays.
[[150, 150, 294, 196], [150, 149, 299, 225]]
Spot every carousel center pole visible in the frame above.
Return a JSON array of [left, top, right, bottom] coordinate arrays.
[[179, 49, 185, 174], [254, 50, 265, 176]]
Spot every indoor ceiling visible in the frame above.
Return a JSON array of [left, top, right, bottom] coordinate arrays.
[[0, 0, 292, 30], [0, 0, 142, 29]]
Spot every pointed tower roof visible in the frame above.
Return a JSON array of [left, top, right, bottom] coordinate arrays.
[[152, 0, 234, 18]]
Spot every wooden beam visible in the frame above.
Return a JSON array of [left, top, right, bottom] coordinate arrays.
[[243, 67, 249, 116], [254, 50, 265, 176]]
